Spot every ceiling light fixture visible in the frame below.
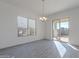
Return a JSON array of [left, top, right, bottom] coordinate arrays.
[[40, 0, 47, 21]]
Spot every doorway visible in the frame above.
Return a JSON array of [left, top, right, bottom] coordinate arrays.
[[52, 17, 69, 42]]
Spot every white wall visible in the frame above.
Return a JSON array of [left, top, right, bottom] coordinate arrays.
[[0, 1, 46, 49], [46, 7, 79, 46]]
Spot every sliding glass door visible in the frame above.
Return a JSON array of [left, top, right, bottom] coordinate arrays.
[[59, 18, 69, 42], [52, 18, 69, 42], [53, 20, 60, 41]]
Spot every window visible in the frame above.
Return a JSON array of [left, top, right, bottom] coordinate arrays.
[[28, 19, 35, 36], [17, 16, 35, 37], [60, 21, 69, 29]]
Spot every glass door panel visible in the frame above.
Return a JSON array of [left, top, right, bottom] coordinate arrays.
[[60, 19, 69, 42], [53, 20, 60, 41], [53, 18, 69, 42]]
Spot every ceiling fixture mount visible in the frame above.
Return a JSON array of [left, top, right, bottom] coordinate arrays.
[[40, 0, 47, 21]]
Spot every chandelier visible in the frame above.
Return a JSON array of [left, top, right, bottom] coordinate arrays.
[[40, 0, 47, 21]]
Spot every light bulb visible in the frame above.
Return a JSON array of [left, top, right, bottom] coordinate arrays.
[[43, 17, 47, 21], [40, 17, 47, 21], [40, 17, 43, 21], [43, 17, 45, 19], [40, 17, 42, 20]]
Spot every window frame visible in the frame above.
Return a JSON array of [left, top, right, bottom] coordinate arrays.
[[17, 16, 36, 37]]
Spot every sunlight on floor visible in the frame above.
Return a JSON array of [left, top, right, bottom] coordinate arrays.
[[53, 37, 69, 42], [67, 43, 79, 51], [54, 41, 67, 57], [60, 37, 69, 42]]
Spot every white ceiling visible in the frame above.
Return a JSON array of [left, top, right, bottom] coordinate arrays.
[[0, 0, 79, 16]]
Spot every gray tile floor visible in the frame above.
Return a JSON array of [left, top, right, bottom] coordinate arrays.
[[0, 39, 79, 58]]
